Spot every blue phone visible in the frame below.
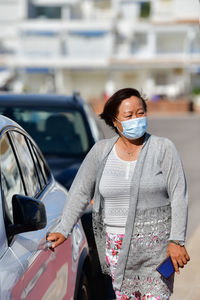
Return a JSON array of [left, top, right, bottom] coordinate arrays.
[[156, 256, 175, 279]]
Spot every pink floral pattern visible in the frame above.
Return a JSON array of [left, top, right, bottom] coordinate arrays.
[[106, 233, 123, 279], [105, 232, 169, 300]]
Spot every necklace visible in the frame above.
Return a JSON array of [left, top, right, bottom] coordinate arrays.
[[127, 150, 134, 156], [121, 145, 135, 156], [118, 139, 137, 157]]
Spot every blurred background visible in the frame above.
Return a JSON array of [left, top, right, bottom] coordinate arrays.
[[0, 0, 200, 114], [0, 1, 200, 299]]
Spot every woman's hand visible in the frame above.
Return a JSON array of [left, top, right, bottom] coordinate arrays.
[[167, 242, 190, 274], [47, 232, 66, 249]]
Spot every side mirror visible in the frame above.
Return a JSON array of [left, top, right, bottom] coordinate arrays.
[[7, 194, 47, 236]]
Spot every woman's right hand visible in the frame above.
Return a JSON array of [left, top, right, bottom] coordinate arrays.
[[167, 242, 190, 274], [47, 232, 66, 249]]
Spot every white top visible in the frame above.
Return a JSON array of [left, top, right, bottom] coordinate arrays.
[[99, 145, 137, 234]]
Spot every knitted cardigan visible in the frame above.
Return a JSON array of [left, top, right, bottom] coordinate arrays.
[[57, 133, 188, 291]]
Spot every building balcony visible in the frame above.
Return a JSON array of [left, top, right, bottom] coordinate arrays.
[[0, 16, 200, 71]]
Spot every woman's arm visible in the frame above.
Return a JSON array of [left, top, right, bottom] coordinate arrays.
[[161, 138, 190, 273], [48, 142, 100, 248], [161, 138, 188, 241]]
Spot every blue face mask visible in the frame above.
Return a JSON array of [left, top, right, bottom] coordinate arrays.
[[116, 116, 148, 140]]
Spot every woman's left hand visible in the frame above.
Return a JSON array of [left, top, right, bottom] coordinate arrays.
[[167, 242, 190, 274]]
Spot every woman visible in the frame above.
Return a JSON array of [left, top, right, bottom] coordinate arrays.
[[48, 88, 190, 300]]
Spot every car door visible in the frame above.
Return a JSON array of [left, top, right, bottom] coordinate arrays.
[[0, 131, 25, 299], [0, 129, 74, 299], [11, 134, 76, 300]]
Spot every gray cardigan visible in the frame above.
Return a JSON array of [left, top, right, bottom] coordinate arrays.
[[57, 133, 188, 290]]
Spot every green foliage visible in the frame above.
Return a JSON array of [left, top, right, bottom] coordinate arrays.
[[192, 88, 200, 95], [140, 2, 151, 18]]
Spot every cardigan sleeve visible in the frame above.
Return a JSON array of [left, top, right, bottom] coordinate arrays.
[[160, 138, 188, 241], [56, 141, 99, 238]]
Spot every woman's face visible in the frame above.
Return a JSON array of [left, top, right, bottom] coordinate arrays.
[[113, 96, 147, 132]]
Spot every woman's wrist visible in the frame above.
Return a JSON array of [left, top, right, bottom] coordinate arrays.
[[169, 240, 185, 246]]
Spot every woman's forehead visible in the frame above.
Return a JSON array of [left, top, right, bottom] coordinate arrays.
[[118, 96, 143, 111]]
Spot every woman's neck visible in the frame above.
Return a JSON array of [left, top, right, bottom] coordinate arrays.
[[115, 134, 145, 161], [119, 134, 145, 147]]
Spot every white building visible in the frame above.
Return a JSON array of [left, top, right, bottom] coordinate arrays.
[[0, 0, 199, 101]]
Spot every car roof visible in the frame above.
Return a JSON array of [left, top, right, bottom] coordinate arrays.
[[0, 93, 84, 109]]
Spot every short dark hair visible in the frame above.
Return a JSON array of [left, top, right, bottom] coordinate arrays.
[[100, 88, 147, 133]]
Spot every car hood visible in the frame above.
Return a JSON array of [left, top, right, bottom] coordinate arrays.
[[45, 156, 82, 190]]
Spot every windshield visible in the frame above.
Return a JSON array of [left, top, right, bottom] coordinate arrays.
[[0, 107, 90, 157]]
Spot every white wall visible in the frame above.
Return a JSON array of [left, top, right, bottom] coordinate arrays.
[[0, 0, 27, 22], [152, 0, 199, 22], [67, 32, 113, 58], [20, 34, 61, 56], [61, 70, 149, 100], [62, 70, 107, 99], [173, 0, 199, 20]]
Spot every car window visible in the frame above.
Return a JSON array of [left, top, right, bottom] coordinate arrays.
[[0, 107, 91, 157], [10, 131, 40, 197], [83, 103, 101, 141], [0, 133, 25, 223], [27, 139, 50, 188], [33, 145, 50, 183], [26, 138, 46, 188]]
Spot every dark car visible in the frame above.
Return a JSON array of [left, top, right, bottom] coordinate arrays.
[[0, 93, 104, 190], [0, 115, 91, 299], [0, 92, 109, 299]]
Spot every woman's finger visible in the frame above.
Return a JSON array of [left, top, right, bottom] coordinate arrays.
[[185, 251, 190, 261], [52, 237, 64, 248], [171, 257, 180, 274], [47, 233, 57, 241], [181, 256, 187, 265], [47, 233, 66, 248], [181, 247, 190, 263], [177, 258, 184, 268]]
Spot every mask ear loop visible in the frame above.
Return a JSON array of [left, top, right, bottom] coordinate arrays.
[[114, 117, 123, 135]]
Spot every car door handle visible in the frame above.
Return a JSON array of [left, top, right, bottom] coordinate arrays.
[[38, 240, 53, 251]]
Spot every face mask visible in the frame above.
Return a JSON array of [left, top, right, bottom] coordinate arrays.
[[116, 116, 148, 140]]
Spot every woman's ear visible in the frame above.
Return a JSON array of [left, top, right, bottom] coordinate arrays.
[[113, 119, 118, 128]]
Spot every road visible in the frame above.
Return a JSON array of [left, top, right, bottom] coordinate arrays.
[[97, 113, 200, 299]]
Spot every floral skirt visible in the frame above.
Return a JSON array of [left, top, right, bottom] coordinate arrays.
[[105, 206, 173, 300], [106, 232, 170, 300]]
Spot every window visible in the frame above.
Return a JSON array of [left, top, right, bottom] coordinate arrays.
[[154, 72, 168, 85], [10, 132, 40, 197], [0, 133, 25, 223], [0, 107, 90, 157], [27, 138, 50, 188], [33, 145, 50, 184], [190, 31, 200, 54], [93, 0, 111, 10], [156, 32, 186, 54], [131, 32, 147, 55], [26, 138, 45, 188], [84, 103, 100, 142], [29, 6, 61, 19]]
